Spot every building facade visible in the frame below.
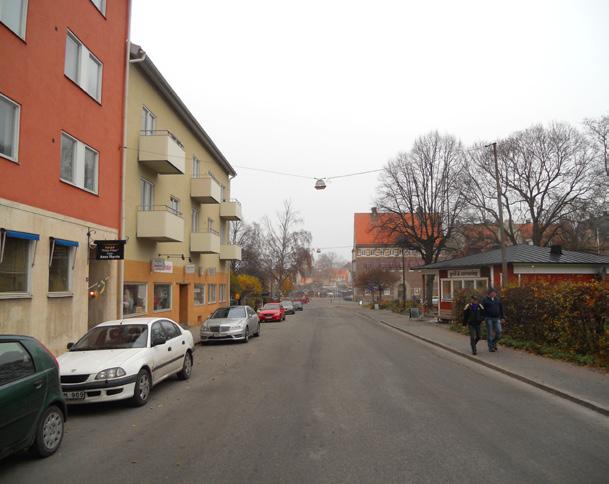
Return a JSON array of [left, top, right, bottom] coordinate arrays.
[[122, 44, 241, 326], [352, 212, 424, 302], [0, 0, 130, 354]]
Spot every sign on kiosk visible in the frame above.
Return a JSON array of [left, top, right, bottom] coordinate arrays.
[[448, 269, 480, 278]]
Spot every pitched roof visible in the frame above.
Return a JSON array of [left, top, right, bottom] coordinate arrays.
[[353, 213, 403, 245], [417, 244, 609, 270]]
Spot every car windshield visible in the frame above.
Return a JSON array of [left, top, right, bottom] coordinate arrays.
[[211, 307, 246, 319], [263, 304, 281, 310], [71, 325, 148, 351]]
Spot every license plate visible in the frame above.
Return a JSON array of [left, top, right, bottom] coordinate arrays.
[[64, 391, 85, 400]]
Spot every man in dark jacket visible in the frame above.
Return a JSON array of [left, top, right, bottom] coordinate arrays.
[[482, 288, 504, 352], [463, 295, 484, 355]]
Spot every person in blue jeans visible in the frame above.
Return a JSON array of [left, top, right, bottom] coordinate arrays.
[[482, 288, 504, 352]]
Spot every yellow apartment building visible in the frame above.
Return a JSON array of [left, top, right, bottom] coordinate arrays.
[[122, 44, 241, 326]]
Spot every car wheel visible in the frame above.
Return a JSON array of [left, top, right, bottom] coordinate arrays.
[[243, 326, 249, 343], [31, 405, 64, 458], [131, 368, 152, 407], [177, 352, 193, 380]]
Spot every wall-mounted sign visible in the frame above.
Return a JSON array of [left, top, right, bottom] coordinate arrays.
[[448, 269, 480, 278], [184, 264, 196, 274], [95, 240, 126, 260], [151, 258, 173, 273], [198, 267, 206, 276]]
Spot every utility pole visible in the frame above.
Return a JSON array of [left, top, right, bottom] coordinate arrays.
[[487, 142, 509, 287]]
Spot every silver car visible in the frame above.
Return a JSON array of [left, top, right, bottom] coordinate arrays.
[[281, 300, 295, 315], [200, 306, 261, 343], [293, 300, 303, 311]]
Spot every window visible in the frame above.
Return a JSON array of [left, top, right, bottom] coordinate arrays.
[[221, 185, 226, 202], [365, 249, 370, 256], [0, 93, 20, 161], [169, 196, 180, 215], [151, 322, 166, 343], [375, 248, 382, 256], [60, 133, 98, 193], [161, 320, 180, 339], [153, 283, 171, 311], [441, 280, 452, 301], [49, 239, 77, 293], [141, 106, 156, 134], [440, 278, 488, 301], [191, 208, 199, 232], [194, 283, 205, 305], [64, 31, 103, 101], [0, 230, 36, 295], [90, 0, 106, 15], [384, 249, 391, 256], [0, 0, 27, 39], [219, 284, 226, 302], [123, 283, 146, 316], [140, 178, 154, 210], [208, 284, 216, 304], [192, 155, 201, 177], [0, 342, 35, 386], [207, 217, 215, 233]]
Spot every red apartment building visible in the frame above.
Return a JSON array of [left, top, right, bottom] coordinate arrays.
[[0, 0, 130, 354]]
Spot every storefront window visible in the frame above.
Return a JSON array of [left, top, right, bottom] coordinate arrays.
[[123, 283, 147, 316], [153, 283, 171, 311], [194, 283, 205, 305], [208, 284, 216, 304]]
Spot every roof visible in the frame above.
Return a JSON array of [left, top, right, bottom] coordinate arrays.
[[130, 43, 236, 177], [354, 213, 408, 245], [416, 245, 609, 270]]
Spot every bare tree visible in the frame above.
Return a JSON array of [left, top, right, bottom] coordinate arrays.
[[463, 123, 597, 247], [353, 267, 399, 304], [584, 114, 609, 176], [264, 200, 312, 294], [229, 221, 267, 284], [376, 131, 467, 305]]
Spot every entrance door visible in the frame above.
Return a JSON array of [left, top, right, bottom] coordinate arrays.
[[179, 284, 189, 325]]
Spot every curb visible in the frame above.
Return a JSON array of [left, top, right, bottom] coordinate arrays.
[[356, 310, 609, 418]]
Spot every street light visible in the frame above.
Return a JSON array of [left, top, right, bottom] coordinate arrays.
[[314, 179, 327, 190]]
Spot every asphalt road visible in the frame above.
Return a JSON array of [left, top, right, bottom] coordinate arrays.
[[2, 301, 609, 484]]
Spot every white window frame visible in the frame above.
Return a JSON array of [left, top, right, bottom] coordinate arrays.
[[440, 277, 488, 302], [90, 0, 106, 16], [48, 243, 75, 296], [0, 233, 34, 298], [191, 207, 199, 232], [219, 283, 227, 302], [140, 178, 154, 210], [207, 284, 216, 304], [0, 0, 28, 39], [153, 283, 172, 312], [123, 282, 147, 317], [194, 283, 205, 306], [0, 92, 20, 163], [60, 132, 99, 194], [64, 30, 103, 102], [141, 105, 156, 134], [169, 196, 181, 215], [192, 155, 201, 177]]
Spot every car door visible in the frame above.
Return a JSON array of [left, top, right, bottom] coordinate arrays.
[[150, 322, 173, 383], [247, 307, 259, 333], [160, 320, 185, 375], [0, 341, 46, 452]]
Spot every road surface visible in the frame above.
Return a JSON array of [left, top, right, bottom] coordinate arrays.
[[2, 301, 608, 483]]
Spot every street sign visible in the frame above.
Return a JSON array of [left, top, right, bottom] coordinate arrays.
[[95, 240, 126, 260]]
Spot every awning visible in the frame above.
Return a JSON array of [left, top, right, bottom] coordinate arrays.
[[52, 238, 79, 247], [3, 229, 40, 241]]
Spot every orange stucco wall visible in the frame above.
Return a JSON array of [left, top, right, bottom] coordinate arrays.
[[0, 1, 129, 229], [124, 260, 229, 327]]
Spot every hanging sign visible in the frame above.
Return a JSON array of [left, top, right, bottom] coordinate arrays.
[[151, 258, 173, 273], [95, 240, 126, 260]]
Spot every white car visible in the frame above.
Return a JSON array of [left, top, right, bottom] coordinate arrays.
[[58, 317, 194, 406]]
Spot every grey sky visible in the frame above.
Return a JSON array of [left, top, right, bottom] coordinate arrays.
[[131, 0, 609, 260]]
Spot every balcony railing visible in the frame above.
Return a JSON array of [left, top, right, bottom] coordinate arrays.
[[190, 230, 220, 254], [136, 205, 184, 242], [138, 130, 185, 174], [190, 175, 222, 203], [220, 244, 242, 261], [220, 199, 242, 221]]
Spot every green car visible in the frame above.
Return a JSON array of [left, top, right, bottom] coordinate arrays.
[[0, 335, 67, 459]]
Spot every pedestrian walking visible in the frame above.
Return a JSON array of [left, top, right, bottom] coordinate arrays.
[[482, 288, 504, 352], [463, 295, 484, 355]]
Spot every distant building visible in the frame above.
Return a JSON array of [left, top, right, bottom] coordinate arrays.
[[352, 211, 424, 302]]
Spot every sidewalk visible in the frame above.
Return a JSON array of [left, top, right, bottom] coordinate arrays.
[[348, 304, 609, 416]]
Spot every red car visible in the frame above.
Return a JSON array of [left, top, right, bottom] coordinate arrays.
[[257, 303, 286, 322]]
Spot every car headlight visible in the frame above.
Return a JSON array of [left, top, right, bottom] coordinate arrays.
[[95, 367, 126, 380]]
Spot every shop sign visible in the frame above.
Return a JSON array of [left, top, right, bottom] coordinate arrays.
[[151, 258, 173, 273], [95, 240, 126, 260], [184, 264, 196, 274], [448, 269, 480, 278]]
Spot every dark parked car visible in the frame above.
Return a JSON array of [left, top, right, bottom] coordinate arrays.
[[293, 300, 304, 311], [0, 335, 67, 459]]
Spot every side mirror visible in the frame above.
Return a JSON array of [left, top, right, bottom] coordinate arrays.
[[67, 342, 74, 350], [151, 335, 166, 347]]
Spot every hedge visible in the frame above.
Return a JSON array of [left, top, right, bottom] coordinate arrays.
[[451, 281, 609, 366]]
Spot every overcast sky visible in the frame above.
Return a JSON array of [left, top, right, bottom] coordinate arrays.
[[131, 0, 609, 260]]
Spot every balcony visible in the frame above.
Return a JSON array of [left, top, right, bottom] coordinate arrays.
[[137, 206, 184, 242], [220, 244, 242, 261], [138, 130, 185, 174], [190, 230, 220, 254], [190, 176, 221, 203], [220, 200, 242, 221]]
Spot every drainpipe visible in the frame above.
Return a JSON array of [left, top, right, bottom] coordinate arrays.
[[117, 0, 133, 319]]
